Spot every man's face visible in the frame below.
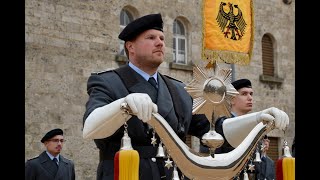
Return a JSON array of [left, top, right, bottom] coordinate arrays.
[[263, 138, 270, 152], [44, 135, 64, 156], [127, 29, 165, 68], [231, 87, 253, 114]]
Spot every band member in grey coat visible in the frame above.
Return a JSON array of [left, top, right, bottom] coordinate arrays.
[[25, 128, 75, 180], [82, 13, 289, 180]]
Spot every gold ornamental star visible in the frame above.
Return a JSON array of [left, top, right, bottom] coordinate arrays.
[[164, 158, 173, 169], [248, 163, 255, 172], [151, 136, 157, 146]]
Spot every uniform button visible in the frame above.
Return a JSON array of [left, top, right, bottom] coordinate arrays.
[[151, 158, 156, 162]]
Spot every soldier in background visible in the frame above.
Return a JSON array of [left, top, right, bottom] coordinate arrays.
[[25, 128, 75, 180], [200, 78, 256, 179]]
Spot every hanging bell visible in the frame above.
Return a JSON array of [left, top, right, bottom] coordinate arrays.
[[243, 169, 249, 180], [156, 141, 166, 158], [253, 150, 262, 163], [283, 140, 292, 157], [120, 129, 133, 150], [172, 164, 180, 180]]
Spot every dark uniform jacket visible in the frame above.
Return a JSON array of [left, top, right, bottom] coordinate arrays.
[[25, 151, 75, 180], [83, 65, 210, 180], [215, 115, 235, 154]]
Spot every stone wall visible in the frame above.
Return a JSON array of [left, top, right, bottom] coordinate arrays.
[[25, 0, 295, 179]]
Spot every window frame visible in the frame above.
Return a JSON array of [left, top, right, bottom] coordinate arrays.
[[173, 19, 187, 65], [119, 9, 134, 56]]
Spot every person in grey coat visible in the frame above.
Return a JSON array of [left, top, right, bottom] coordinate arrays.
[[82, 13, 289, 180], [25, 128, 75, 180]]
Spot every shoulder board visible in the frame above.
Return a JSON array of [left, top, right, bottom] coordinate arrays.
[[91, 69, 113, 75], [27, 156, 39, 161], [162, 75, 183, 83]]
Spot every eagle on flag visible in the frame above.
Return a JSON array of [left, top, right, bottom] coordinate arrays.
[[216, 2, 247, 40]]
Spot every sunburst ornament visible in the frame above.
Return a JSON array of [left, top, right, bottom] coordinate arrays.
[[185, 61, 239, 156], [185, 61, 239, 122]]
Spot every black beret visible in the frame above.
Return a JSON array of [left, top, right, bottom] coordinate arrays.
[[231, 79, 252, 90], [41, 128, 63, 143], [118, 13, 163, 41]]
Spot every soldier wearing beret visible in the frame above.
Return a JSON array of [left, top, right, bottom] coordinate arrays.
[[25, 128, 75, 180], [82, 13, 209, 180], [82, 13, 289, 180], [214, 78, 254, 153], [218, 79, 255, 179]]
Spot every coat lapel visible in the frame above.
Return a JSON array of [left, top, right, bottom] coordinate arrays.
[[156, 74, 173, 119], [114, 65, 157, 101], [39, 151, 57, 180]]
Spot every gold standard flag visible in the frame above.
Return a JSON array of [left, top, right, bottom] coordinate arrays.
[[202, 0, 254, 65]]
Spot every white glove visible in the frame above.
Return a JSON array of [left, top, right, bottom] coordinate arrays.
[[257, 107, 289, 130], [124, 93, 158, 122]]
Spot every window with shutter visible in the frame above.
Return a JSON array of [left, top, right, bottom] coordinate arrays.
[[262, 35, 274, 76]]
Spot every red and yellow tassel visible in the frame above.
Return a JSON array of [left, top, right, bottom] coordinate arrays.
[[114, 125, 140, 180], [114, 149, 139, 180], [276, 141, 295, 180]]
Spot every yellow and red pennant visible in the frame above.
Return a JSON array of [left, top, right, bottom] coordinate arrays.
[[202, 0, 254, 65]]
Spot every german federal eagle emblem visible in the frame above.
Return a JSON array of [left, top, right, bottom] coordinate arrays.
[[216, 2, 247, 40]]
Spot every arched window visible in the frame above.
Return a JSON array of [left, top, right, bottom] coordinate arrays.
[[119, 9, 133, 55], [262, 34, 274, 76], [173, 19, 187, 64]]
